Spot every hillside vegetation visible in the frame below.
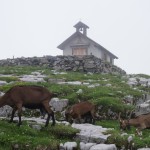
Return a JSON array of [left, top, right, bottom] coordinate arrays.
[[0, 66, 150, 149]]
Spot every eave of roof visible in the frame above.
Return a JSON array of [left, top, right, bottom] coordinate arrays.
[[57, 32, 80, 50]]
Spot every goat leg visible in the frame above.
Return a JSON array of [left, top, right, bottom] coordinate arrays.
[[92, 118, 95, 125], [90, 111, 96, 124], [77, 115, 82, 123], [45, 114, 51, 127], [50, 111, 55, 126], [9, 107, 17, 123], [42, 101, 55, 127], [45, 112, 55, 127], [16, 103, 23, 126]]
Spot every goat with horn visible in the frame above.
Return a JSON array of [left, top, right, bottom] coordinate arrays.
[[118, 112, 150, 135]]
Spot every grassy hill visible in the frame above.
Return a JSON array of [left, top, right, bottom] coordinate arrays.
[[0, 66, 150, 149]]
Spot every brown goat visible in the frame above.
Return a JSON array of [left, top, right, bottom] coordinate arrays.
[[0, 85, 56, 127], [119, 112, 150, 133], [65, 101, 97, 124]]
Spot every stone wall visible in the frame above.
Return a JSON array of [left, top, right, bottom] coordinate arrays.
[[0, 55, 126, 75]]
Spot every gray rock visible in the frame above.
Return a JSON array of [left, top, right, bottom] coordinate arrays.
[[0, 105, 12, 117], [80, 142, 96, 150], [49, 98, 68, 112], [31, 124, 42, 130], [138, 149, 150, 150], [48, 78, 66, 83], [62, 142, 77, 150], [72, 124, 111, 143], [0, 80, 7, 86], [89, 144, 117, 150], [19, 74, 45, 82]]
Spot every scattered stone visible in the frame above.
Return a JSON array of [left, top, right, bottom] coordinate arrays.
[[49, 98, 68, 112], [31, 124, 42, 130], [0, 105, 12, 117], [76, 89, 83, 94], [89, 144, 117, 150], [48, 78, 66, 83], [0, 80, 7, 86], [137, 148, 150, 150], [80, 142, 96, 150], [62, 142, 77, 150], [72, 123, 111, 143], [19, 74, 45, 82]]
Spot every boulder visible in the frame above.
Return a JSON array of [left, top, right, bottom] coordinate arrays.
[[49, 98, 68, 112], [19, 74, 45, 82], [63, 142, 77, 150], [0, 81, 7, 86], [80, 142, 96, 150], [89, 144, 117, 150], [72, 124, 111, 143], [0, 105, 12, 117]]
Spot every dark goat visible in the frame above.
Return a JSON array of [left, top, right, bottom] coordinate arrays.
[[0, 85, 56, 127], [65, 101, 97, 124]]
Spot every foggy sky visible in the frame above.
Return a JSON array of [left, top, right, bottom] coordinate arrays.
[[0, 0, 150, 75]]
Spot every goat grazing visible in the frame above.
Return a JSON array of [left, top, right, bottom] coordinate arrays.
[[0, 85, 56, 127], [65, 101, 97, 124], [119, 112, 150, 134]]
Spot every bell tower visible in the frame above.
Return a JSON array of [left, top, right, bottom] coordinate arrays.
[[73, 21, 89, 36]]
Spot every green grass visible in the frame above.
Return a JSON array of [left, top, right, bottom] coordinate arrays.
[[0, 76, 19, 83], [0, 66, 49, 76], [0, 66, 143, 115], [96, 120, 119, 129], [0, 119, 79, 149]]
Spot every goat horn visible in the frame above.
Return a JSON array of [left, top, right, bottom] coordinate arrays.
[[129, 109, 134, 119]]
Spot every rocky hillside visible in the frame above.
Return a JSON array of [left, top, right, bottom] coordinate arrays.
[[0, 55, 126, 75], [0, 65, 150, 149]]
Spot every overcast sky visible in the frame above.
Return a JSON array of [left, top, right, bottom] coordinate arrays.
[[0, 0, 150, 75]]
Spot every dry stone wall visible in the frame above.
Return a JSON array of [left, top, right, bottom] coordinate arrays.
[[0, 55, 126, 75]]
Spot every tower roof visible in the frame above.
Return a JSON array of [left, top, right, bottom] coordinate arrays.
[[73, 21, 89, 29]]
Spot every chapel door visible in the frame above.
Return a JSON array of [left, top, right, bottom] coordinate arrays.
[[72, 47, 87, 56]]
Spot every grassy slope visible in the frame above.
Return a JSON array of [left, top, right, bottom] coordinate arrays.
[[0, 66, 150, 149], [0, 119, 79, 149]]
